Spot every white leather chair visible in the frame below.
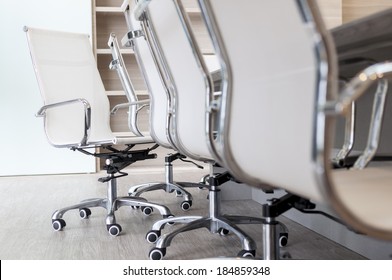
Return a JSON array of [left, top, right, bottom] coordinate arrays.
[[197, 0, 392, 259], [24, 26, 172, 236], [130, 0, 290, 260]]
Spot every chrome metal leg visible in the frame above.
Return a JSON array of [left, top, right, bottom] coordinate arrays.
[[151, 216, 204, 231], [131, 180, 194, 199], [128, 182, 168, 196], [51, 175, 173, 236], [263, 217, 280, 260], [51, 198, 107, 220], [148, 183, 258, 260], [115, 197, 171, 217], [127, 155, 208, 210]]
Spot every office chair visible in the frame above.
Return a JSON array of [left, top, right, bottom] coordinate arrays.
[[129, 0, 292, 260], [196, 0, 392, 259], [106, 0, 215, 212], [24, 26, 172, 236], [108, 32, 202, 212]]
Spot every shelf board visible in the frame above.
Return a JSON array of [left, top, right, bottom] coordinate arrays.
[[95, 7, 123, 13]]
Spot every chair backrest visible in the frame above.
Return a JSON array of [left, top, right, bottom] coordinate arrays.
[[25, 27, 115, 147], [144, 0, 213, 161], [200, 0, 392, 239], [123, 0, 173, 149], [199, 0, 331, 201]]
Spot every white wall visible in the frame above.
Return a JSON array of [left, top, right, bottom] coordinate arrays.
[[0, 0, 96, 176]]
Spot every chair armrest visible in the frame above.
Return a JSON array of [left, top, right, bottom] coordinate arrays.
[[323, 62, 392, 115], [353, 78, 388, 169], [36, 98, 91, 146], [324, 62, 392, 169], [111, 99, 150, 115]]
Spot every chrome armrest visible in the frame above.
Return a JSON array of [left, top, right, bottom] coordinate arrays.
[[36, 98, 91, 146], [353, 78, 388, 169], [323, 62, 392, 115], [323, 62, 392, 169], [111, 99, 150, 115]]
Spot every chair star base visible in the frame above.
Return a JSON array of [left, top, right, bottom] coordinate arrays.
[[51, 145, 172, 236]]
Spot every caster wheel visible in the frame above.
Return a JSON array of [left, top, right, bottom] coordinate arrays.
[[149, 248, 166, 260], [146, 230, 161, 244], [181, 200, 192, 211], [237, 250, 255, 258], [279, 232, 288, 247], [218, 228, 230, 236], [107, 224, 122, 237], [79, 208, 91, 219], [52, 219, 66, 231], [141, 206, 153, 216]]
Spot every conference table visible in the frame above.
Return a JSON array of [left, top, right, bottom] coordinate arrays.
[[332, 7, 392, 78], [211, 7, 392, 84]]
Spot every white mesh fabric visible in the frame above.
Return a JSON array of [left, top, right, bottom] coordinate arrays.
[[27, 28, 115, 146]]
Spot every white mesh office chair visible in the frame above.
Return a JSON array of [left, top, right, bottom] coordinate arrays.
[[107, 0, 225, 213], [25, 27, 172, 236], [197, 0, 392, 259], [108, 30, 203, 212], [129, 0, 292, 260]]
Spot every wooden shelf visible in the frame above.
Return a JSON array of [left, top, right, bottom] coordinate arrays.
[[97, 54, 146, 91], [95, 6, 123, 13], [96, 0, 123, 7]]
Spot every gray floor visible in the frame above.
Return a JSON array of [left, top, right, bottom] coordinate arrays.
[[0, 162, 365, 260]]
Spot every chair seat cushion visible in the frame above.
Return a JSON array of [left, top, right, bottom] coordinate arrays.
[[332, 162, 392, 232]]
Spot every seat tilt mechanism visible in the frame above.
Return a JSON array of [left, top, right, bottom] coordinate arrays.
[[98, 145, 158, 182]]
